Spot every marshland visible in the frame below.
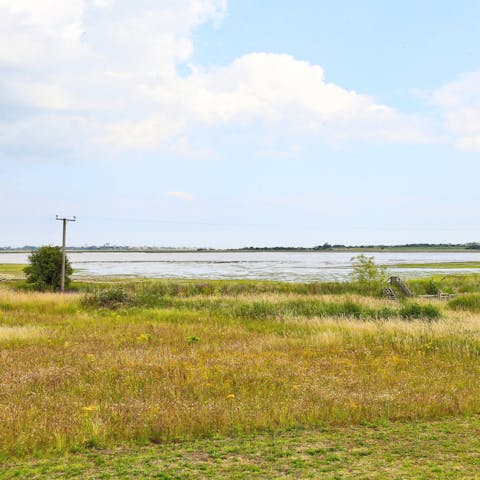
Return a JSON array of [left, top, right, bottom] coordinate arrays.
[[2, 260, 480, 478]]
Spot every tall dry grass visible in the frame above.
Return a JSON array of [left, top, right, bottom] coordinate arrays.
[[0, 284, 479, 456], [0, 325, 46, 342]]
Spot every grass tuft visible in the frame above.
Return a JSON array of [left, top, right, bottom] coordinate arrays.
[[399, 302, 441, 320], [448, 294, 480, 313], [82, 286, 135, 309]]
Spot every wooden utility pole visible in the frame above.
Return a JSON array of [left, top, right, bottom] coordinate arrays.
[[56, 215, 76, 292]]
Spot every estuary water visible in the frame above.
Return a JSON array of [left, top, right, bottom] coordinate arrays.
[[1, 251, 480, 282]]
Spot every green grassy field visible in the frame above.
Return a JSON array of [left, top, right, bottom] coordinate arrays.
[[395, 262, 480, 269], [1, 276, 480, 478], [0, 264, 25, 275], [3, 416, 480, 479]]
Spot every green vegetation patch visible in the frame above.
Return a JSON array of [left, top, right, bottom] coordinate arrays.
[[82, 286, 441, 320], [0, 264, 25, 277], [0, 264, 25, 273], [79, 278, 386, 298], [3, 416, 480, 479], [399, 302, 441, 320], [24, 246, 73, 291], [395, 261, 480, 269], [0, 277, 476, 462], [82, 286, 136, 309], [448, 294, 480, 313], [408, 274, 480, 295]]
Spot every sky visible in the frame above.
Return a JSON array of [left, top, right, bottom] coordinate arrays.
[[1, 0, 480, 248]]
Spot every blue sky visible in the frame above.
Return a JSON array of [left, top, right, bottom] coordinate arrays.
[[1, 0, 480, 247]]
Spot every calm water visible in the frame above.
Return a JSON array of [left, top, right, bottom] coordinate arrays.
[[2, 251, 480, 282]]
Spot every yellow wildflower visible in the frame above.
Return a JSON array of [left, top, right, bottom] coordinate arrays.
[[136, 333, 152, 343], [81, 405, 99, 413]]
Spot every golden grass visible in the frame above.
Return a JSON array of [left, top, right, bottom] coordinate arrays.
[[0, 325, 46, 342], [0, 287, 80, 318], [1, 284, 480, 457], [0, 287, 80, 305]]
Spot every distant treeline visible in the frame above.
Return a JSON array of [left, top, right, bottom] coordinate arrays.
[[318, 242, 480, 250], [240, 243, 480, 251], [2, 242, 480, 252], [0, 246, 192, 251]]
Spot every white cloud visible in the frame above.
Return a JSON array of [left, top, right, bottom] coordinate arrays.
[[432, 71, 480, 152], [103, 115, 185, 150], [169, 136, 215, 159], [0, 0, 91, 67], [0, 0, 433, 159], [9, 81, 73, 110], [0, 0, 227, 156], [144, 52, 432, 145], [92, 0, 114, 7], [167, 191, 194, 201]]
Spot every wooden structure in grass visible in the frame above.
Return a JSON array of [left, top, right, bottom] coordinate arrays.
[[384, 276, 414, 300], [384, 276, 457, 301]]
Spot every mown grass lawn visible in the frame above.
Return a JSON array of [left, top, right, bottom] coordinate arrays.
[[2, 416, 480, 479]]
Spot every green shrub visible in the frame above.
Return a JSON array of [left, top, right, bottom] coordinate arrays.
[[340, 301, 364, 318], [24, 246, 72, 292], [409, 275, 480, 295], [350, 254, 387, 284], [399, 303, 441, 321], [82, 287, 135, 309], [448, 294, 480, 313], [425, 280, 439, 295], [349, 255, 387, 296]]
